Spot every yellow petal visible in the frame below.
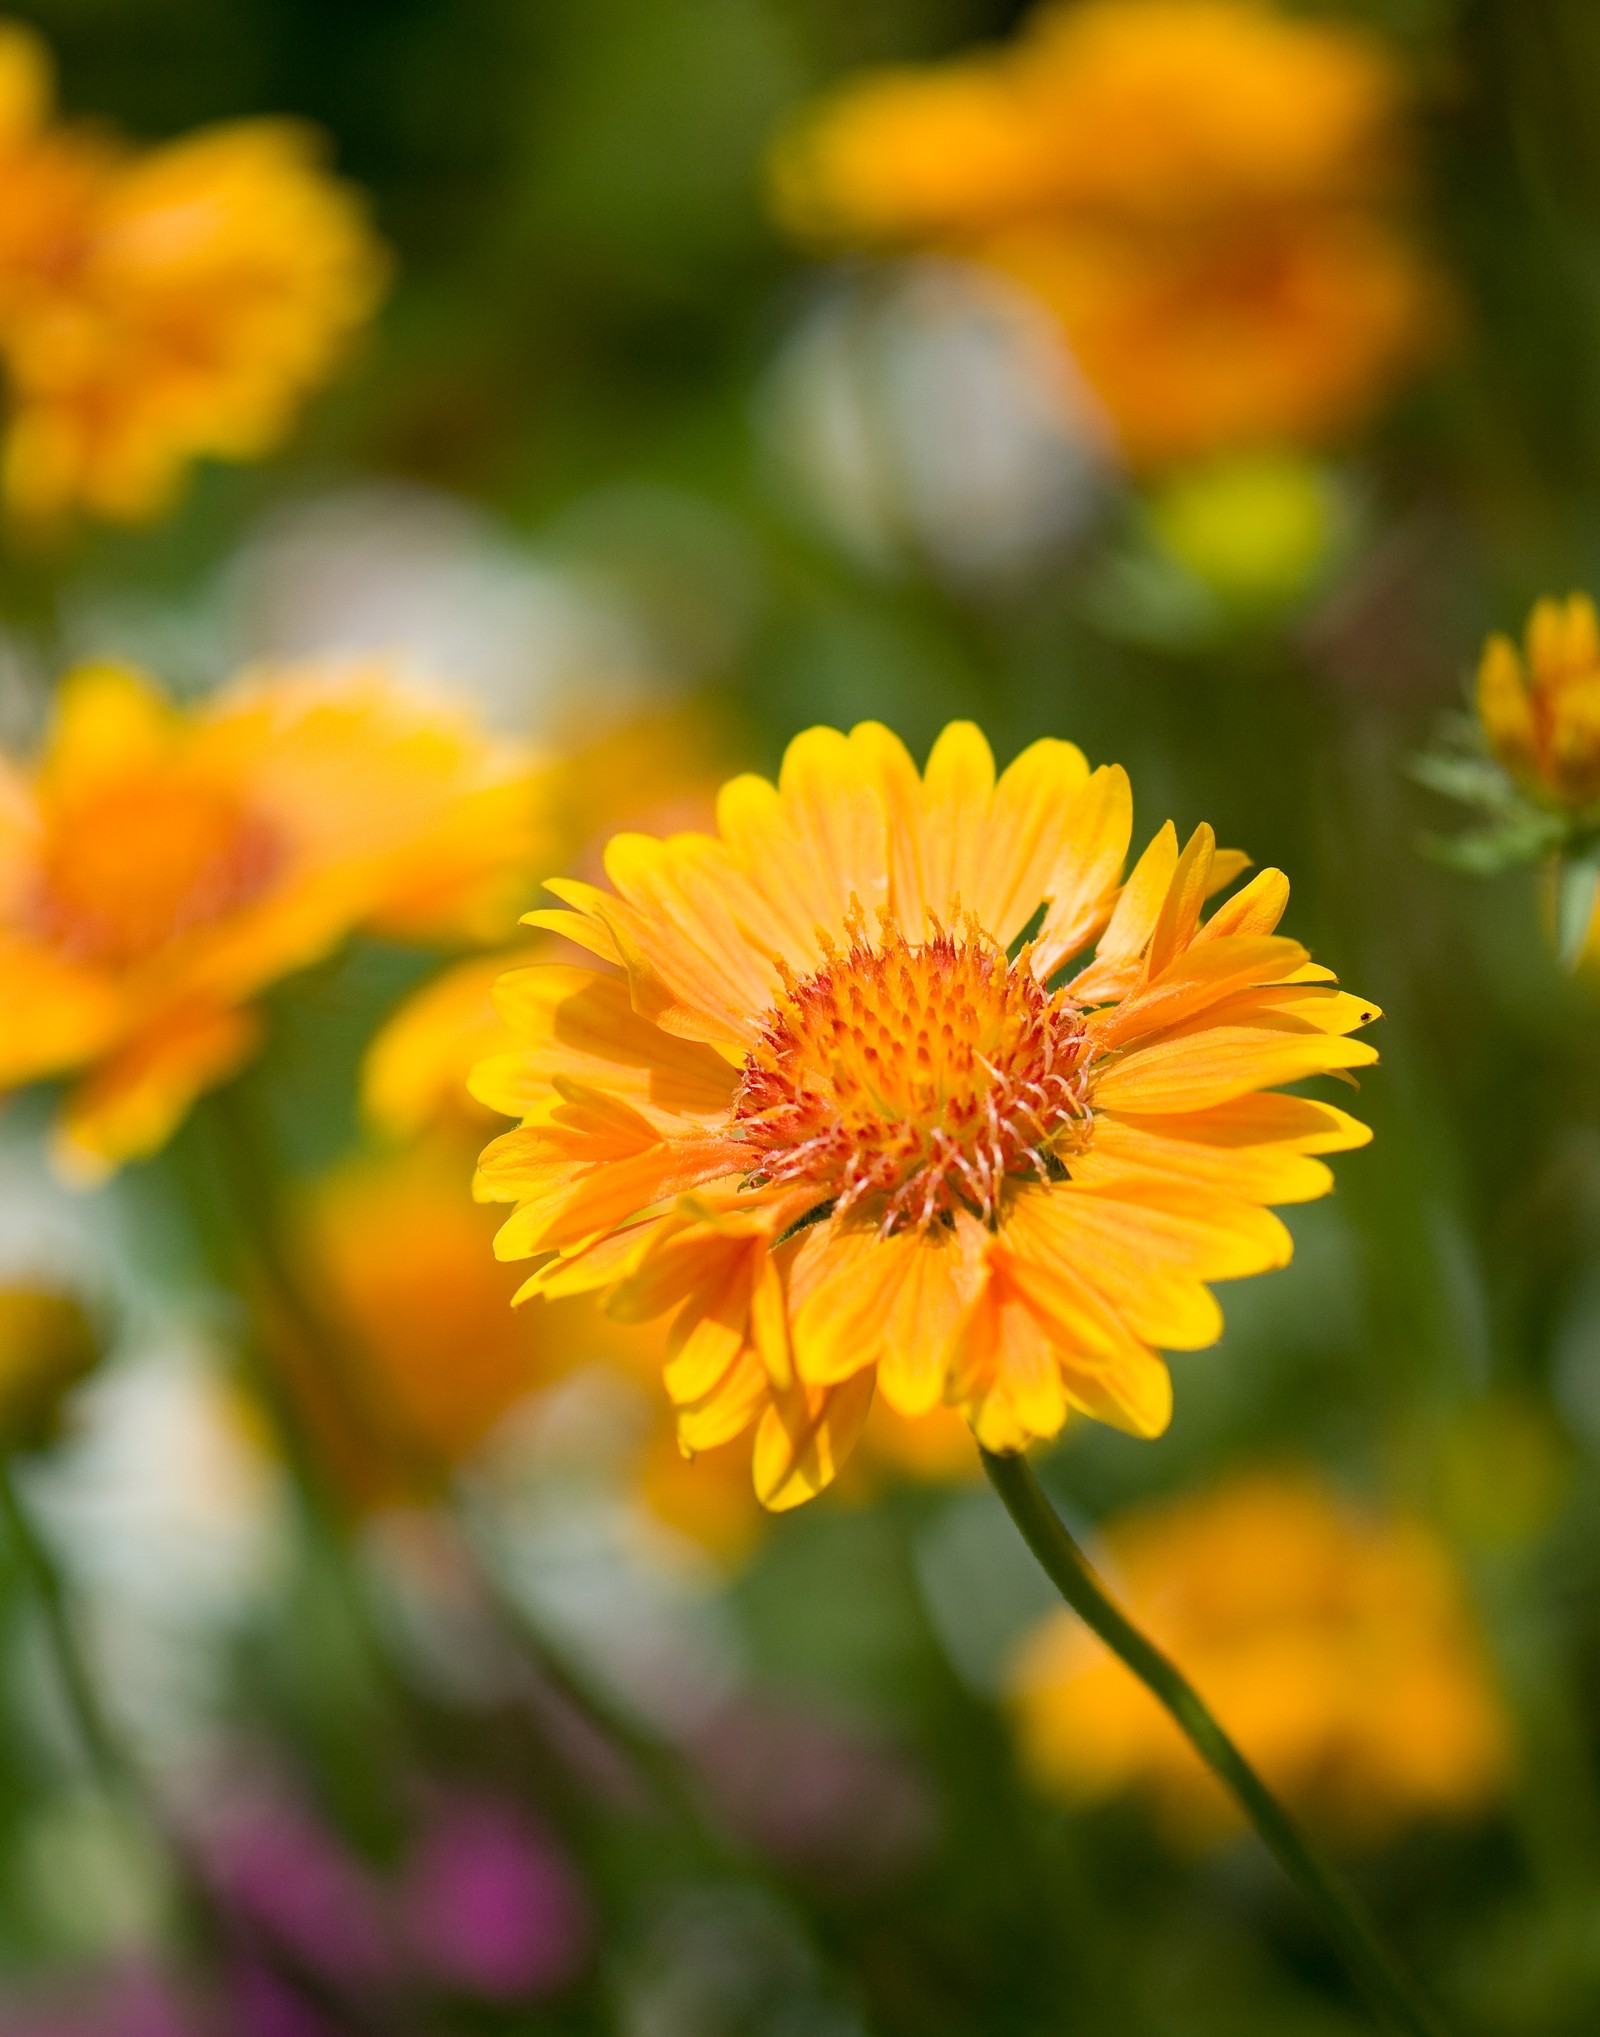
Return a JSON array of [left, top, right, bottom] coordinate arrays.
[[1094, 1013, 1378, 1113], [477, 964, 736, 1125], [968, 736, 1092, 946], [677, 1345, 771, 1452], [1069, 819, 1177, 1002], [1145, 823, 1216, 980], [1193, 866, 1290, 944], [753, 1370, 876, 1510], [1476, 634, 1537, 783], [918, 720, 997, 926], [1090, 933, 1310, 1052], [789, 1216, 983, 1408], [1033, 764, 1133, 976]]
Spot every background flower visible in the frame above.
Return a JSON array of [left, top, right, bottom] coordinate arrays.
[[770, 0, 1441, 468], [0, 658, 546, 1175], [0, 19, 385, 527], [1008, 1470, 1509, 1842]]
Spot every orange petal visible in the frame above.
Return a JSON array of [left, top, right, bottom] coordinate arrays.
[[789, 1214, 984, 1408], [1094, 1017, 1378, 1113], [53, 1000, 259, 1183], [1089, 933, 1310, 1053]]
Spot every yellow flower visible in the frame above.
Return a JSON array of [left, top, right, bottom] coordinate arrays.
[[0, 659, 545, 1179], [472, 721, 1377, 1509], [1477, 594, 1600, 811], [0, 19, 385, 525], [1008, 1471, 1509, 1841], [770, 0, 1438, 466], [283, 1138, 569, 1507]]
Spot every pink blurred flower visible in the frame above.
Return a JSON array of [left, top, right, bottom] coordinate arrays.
[[399, 1799, 591, 1999], [200, 1798, 393, 1987]]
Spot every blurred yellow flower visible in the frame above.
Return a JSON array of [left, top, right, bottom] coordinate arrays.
[[286, 1132, 772, 1558], [362, 704, 731, 1144], [1008, 1471, 1509, 1841], [771, 0, 1439, 467], [0, 1284, 99, 1450], [0, 18, 385, 525], [1477, 594, 1600, 811], [473, 721, 1377, 1509], [1146, 450, 1341, 608], [284, 1138, 567, 1506], [0, 659, 545, 1180]]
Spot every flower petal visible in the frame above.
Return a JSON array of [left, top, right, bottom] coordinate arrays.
[[752, 1369, 876, 1510], [789, 1214, 984, 1408]]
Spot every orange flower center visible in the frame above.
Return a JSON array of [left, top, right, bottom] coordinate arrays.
[[732, 916, 1093, 1233], [31, 770, 285, 967]]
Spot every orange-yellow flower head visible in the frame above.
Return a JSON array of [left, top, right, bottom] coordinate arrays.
[[0, 19, 386, 526], [1008, 1472, 1509, 1842], [770, 0, 1439, 467], [472, 723, 1378, 1509], [0, 660, 545, 1179], [1476, 595, 1600, 812]]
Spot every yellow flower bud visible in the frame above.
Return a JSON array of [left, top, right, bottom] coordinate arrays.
[[1478, 595, 1600, 809]]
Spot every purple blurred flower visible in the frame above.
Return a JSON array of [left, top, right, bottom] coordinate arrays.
[[200, 1797, 393, 1987], [399, 1799, 590, 2000], [229, 1963, 337, 2037]]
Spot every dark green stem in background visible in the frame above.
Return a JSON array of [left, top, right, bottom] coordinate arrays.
[[0, 1458, 224, 1966], [0, 1459, 130, 1795], [980, 1448, 1448, 2037]]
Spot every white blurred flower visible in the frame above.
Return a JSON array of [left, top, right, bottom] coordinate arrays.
[[63, 481, 676, 735], [759, 258, 1118, 586], [22, 1337, 288, 1770], [220, 482, 659, 734], [459, 1369, 743, 1737]]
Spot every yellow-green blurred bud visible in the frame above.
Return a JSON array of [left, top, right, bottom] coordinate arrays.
[[1146, 451, 1339, 609], [0, 1287, 100, 1452]]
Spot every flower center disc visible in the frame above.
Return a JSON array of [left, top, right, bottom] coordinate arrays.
[[32, 769, 286, 967], [732, 919, 1093, 1232]]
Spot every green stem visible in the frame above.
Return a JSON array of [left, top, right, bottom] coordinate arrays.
[[980, 1448, 1447, 2037], [0, 1459, 227, 1965], [0, 1459, 129, 1795]]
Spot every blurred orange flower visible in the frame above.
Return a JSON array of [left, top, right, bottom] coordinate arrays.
[[771, 0, 1440, 466], [284, 1137, 578, 1507], [0, 659, 545, 1179], [473, 720, 1377, 1509], [1477, 594, 1600, 811], [1008, 1471, 1509, 1841], [0, 18, 385, 525]]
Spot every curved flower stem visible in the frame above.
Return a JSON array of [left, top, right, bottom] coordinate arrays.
[[980, 1448, 1447, 2037]]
